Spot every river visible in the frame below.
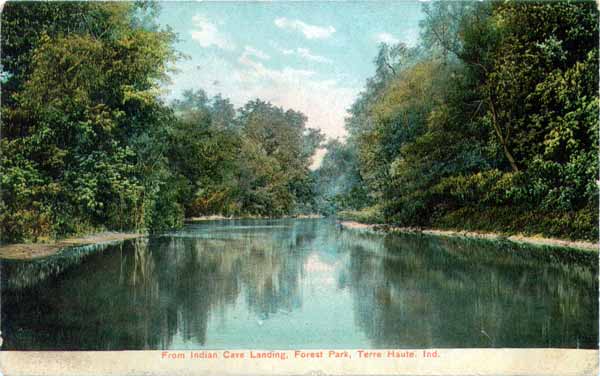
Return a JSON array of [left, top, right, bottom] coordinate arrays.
[[1, 218, 597, 350]]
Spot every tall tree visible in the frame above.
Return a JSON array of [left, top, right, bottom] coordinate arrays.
[[1, 1, 179, 240]]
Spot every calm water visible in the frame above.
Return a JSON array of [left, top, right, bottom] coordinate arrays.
[[1, 219, 598, 350]]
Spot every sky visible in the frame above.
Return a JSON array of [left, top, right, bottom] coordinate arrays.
[[157, 1, 425, 165]]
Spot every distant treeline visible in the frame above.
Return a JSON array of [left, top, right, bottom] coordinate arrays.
[[315, 1, 599, 241], [1, 2, 322, 242]]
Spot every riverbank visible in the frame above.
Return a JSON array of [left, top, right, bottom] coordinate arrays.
[[0, 232, 144, 260], [339, 221, 599, 252]]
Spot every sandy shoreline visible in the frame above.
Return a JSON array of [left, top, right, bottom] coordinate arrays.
[[339, 221, 599, 252], [0, 232, 144, 260]]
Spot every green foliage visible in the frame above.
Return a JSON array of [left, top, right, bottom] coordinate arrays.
[[1, 2, 323, 243], [326, 0, 599, 241], [312, 139, 371, 215], [1, 1, 180, 241], [3, 0, 597, 243], [338, 205, 384, 225], [169, 91, 324, 218]]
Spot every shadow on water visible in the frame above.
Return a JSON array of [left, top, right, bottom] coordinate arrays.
[[1, 219, 597, 350], [342, 231, 597, 349]]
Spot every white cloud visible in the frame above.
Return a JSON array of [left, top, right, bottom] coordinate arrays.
[[274, 17, 336, 39], [190, 14, 235, 50], [280, 47, 332, 64], [243, 46, 270, 60], [374, 32, 400, 45], [374, 30, 420, 47], [237, 51, 316, 87]]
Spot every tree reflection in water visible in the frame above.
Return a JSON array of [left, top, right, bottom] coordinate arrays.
[[2, 220, 315, 350], [1, 219, 597, 350], [343, 230, 598, 348]]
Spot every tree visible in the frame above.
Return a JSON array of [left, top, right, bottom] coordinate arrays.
[[326, 0, 598, 240], [1, 1, 179, 240]]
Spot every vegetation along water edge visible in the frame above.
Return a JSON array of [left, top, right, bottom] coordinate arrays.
[[339, 220, 599, 253], [1, 2, 598, 254]]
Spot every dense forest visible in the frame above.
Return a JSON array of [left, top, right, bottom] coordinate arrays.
[[1, 2, 322, 242], [1, 1, 598, 243], [317, 1, 599, 241]]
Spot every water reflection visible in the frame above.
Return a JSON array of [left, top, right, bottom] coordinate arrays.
[[1, 219, 597, 350], [344, 232, 597, 348]]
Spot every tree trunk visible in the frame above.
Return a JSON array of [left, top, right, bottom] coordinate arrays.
[[502, 142, 519, 172], [488, 93, 519, 172]]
